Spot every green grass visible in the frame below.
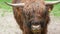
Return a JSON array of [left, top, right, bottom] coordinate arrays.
[[0, 0, 12, 16], [0, 0, 60, 16], [51, 4, 60, 16], [0, 0, 12, 12], [47, 0, 55, 1]]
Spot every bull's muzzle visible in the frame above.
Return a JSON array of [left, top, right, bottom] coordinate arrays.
[[31, 25, 41, 33]]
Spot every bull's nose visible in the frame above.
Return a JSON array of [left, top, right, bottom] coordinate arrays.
[[32, 25, 41, 30]]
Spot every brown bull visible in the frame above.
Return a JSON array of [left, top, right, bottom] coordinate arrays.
[[5, 0, 60, 34]]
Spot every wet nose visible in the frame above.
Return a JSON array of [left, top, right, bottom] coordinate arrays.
[[32, 25, 41, 30]]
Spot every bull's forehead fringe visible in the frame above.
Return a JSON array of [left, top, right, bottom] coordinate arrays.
[[22, 0, 46, 21], [23, 0, 45, 15]]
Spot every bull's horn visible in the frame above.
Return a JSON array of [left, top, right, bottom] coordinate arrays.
[[45, 1, 60, 5], [5, 1, 60, 6], [4, 2, 25, 7]]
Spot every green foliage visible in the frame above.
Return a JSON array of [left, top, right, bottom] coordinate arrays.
[[0, 0, 11, 2], [47, 0, 55, 1], [51, 4, 60, 16], [0, 0, 12, 16], [0, 0, 12, 12]]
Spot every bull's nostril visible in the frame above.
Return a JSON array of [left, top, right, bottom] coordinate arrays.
[[31, 25, 41, 33], [31, 25, 41, 30], [32, 25, 40, 28]]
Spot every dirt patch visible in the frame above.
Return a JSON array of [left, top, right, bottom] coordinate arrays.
[[0, 9, 60, 34], [48, 15, 60, 34]]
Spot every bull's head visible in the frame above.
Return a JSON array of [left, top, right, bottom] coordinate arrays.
[[5, 0, 60, 34]]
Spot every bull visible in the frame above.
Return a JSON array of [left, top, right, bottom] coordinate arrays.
[[5, 0, 60, 34]]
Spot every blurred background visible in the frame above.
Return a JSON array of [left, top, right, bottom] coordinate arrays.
[[0, 0, 60, 34]]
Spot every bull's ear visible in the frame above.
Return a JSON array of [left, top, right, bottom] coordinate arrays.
[[46, 4, 53, 11], [45, 1, 60, 11]]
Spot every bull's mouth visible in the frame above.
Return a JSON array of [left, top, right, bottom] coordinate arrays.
[[32, 29, 41, 33], [31, 30, 41, 34]]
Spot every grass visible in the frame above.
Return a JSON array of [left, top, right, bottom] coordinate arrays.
[[0, 0, 12, 16], [0, 0, 60, 16], [0, 0, 12, 12], [52, 4, 60, 16]]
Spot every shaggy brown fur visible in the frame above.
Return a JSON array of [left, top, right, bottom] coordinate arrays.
[[12, 0, 53, 34]]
